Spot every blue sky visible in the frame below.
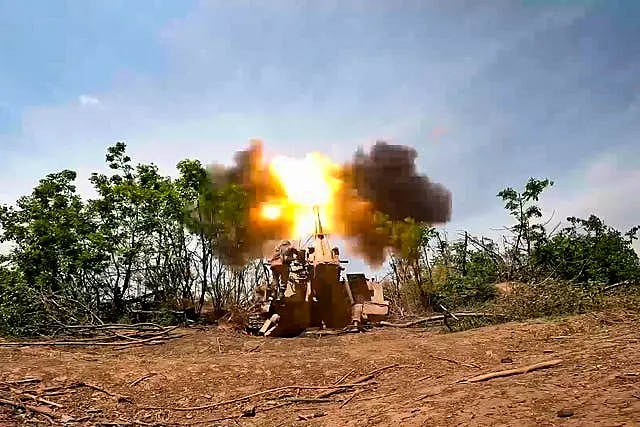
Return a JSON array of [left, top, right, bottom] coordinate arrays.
[[1, 0, 639, 267]]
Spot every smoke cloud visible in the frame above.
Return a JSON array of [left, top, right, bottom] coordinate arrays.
[[204, 141, 290, 265], [204, 140, 452, 266], [335, 141, 452, 265]]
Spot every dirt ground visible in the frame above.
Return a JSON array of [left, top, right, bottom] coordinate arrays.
[[1, 311, 639, 426]]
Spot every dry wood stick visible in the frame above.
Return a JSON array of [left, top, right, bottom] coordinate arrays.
[[349, 363, 400, 385], [116, 335, 184, 350], [0, 378, 41, 385], [47, 381, 132, 403], [130, 373, 157, 387], [0, 334, 172, 347], [316, 369, 360, 399], [128, 413, 243, 426], [140, 381, 374, 411], [379, 313, 500, 328], [42, 382, 84, 393], [333, 369, 355, 385], [463, 359, 562, 383], [285, 397, 333, 403], [0, 397, 57, 419], [429, 355, 481, 369], [317, 363, 400, 398], [81, 382, 132, 402], [247, 343, 264, 353], [366, 363, 401, 377], [18, 392, 62, 408], [62, 322, 165, 331], [340, 390, 363, 408]]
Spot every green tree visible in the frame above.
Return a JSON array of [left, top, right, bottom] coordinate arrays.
[[88, 142, 183, 317], [497, 177, 554, 279], [0, 169, 106, 327]]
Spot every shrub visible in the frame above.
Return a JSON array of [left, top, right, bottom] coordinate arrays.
[[491, 279, 601, 320], [0, 268, 46, 337]]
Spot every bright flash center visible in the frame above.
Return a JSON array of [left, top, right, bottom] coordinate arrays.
[[262, 153, 340, 237], [261, 204, 282, 220], [270, 154, 332, 206]]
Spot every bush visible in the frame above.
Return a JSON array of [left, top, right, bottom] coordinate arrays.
[[531, 215, 640, 286], [0, 268, 46, 337], [434, 275, 497, 309], [491, 279, 601, 320]]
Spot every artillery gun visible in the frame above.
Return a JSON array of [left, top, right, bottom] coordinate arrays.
[[247, 207, 390, 337]]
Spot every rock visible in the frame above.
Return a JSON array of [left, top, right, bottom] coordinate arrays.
[[242, 405, 256, 417], [557, 408, 574, 418], [500, 357, 513, 364]]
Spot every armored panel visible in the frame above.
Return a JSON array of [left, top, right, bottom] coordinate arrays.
[[346, 273, 372, 304]]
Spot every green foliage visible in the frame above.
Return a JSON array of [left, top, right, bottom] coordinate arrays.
[[388, 175, 639, 323], [0, 268, 45, 336], [433, 247, 499, 309], [0, 141, 256, 335], [492, 280, 602, 320], [531, 214, 640, 286]]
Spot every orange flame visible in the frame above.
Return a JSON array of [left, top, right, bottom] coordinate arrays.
[[259, 152, 342, 238]]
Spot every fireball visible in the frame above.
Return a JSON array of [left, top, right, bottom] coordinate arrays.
[[259, 152, 342, 238]]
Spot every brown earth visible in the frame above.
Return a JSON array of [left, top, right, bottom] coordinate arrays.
[[1, 312, 639, 426]]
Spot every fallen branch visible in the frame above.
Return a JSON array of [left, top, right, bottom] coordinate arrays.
[[129, 413, 244, 426], [0, 328, 180, 348], [348, 363, 401, 386], [285, 397, 333, 404], [247, 343, 264, 353], [0, 397, 58, 420], [463, 359, 563, 383], [0, 378, 41, 386], [365, 363, 401, 377], [81, 382, 132, 403], [603, 280, 635, 292], [429, 355, 481, 369], [130, 373, 158, 387], [333, 369, 354, 385], [16, 392, 62, 408], [61, 323, 165, 331], [41, 381, 132, 403], [379, 312, 501, 328], [140, 381, 375, 411], [115, 335, 183, 350], [316, 363, 398, 399], [339, 390, 363, 408]]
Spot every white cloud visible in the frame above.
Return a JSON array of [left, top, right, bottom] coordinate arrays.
[[540, 152, 640, 234], [79, 94, 101, 106]]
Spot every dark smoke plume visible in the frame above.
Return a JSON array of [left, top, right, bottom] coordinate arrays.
[[351, 142, 451, 223], [335, 141, 452, 265]]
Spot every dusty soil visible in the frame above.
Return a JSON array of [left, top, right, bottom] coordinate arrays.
[[1, 312, 639, 426]]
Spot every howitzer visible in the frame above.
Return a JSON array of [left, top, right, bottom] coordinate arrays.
[[247, 206, 389, 337]]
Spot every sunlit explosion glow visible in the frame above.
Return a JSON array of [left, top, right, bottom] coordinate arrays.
[[260, 153, 342, 238]]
